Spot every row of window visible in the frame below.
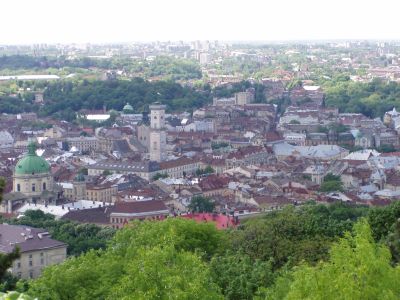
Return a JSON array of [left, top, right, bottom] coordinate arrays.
[[16, 182, 46, 192], [16, 253, 44, 269], [17, 269, 37, 279], [111, 215, 163, 224]]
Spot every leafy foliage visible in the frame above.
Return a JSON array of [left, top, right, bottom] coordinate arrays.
[[324, 79, 400, 118], [319, 173, 344, 192], [210, 252, 274, 300], [0, 55, 202, 80], [196, 165, 215, 176], [265, 219, 400, 300], [40, 78, 211, 118], [230, 203, 368, 269], [0, 291, 35, 300], [21, 202, 400, 300], [188, 196, 215, 213], [152, 172, 169, 180], [28, 218, 225, 299]]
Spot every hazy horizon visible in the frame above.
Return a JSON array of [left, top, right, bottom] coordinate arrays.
[[2, 0, 400, 44]]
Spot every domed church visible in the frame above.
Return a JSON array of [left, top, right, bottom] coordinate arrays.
[[13, 142, 54, 196]]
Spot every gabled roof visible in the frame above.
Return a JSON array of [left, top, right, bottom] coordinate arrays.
[[0, 224, 66, 254]]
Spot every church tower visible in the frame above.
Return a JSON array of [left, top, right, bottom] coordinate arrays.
[[149, 104, 167, 162]]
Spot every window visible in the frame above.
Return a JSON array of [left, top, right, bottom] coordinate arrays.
[[17, 272, 21, 279], [17, 184, 20, 192], [29, 271, 34, 279], [41, 258, 44, 265], [29, 260, 33, 266], [43, 182, 46, 190], [29, 254, 32, 259], [32, 184, 36, 192], [17, 262, 21, 269]]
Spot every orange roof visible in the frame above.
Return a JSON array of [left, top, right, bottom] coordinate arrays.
[[180, 213, 238, 229]]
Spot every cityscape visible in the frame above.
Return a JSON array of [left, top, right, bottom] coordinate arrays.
[[1, 0, 400, 299]]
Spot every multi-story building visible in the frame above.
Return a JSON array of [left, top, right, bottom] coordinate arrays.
[[0, 224, 67, 279], [86, 183, 118, 203], [110, 200, 169, 229], [159, 157, 199, 178], [66, 136, 98, 153], [87, 161, 160, 181]]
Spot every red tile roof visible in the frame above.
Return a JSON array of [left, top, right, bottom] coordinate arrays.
[[181, 213, 238, 229]]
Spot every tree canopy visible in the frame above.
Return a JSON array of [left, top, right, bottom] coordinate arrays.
[[16, 202, 400, 300], [188, 196, 215, 213], [27, 218, 226, 299], [264, 219, 400, 300]]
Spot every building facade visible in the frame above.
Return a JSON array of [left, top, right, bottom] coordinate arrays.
[[0, 224, 67, 279]]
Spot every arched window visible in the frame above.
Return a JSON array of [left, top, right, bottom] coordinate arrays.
[[16, 184, 20, 192], [43, 182, 46, 191], [32, 184, 36, 192]]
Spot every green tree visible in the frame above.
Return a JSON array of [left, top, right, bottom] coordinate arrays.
[[367, 201, 400, 241], [28, 219, 225, 299], [188, 196, 215, 213], [196, 165, 215, 176], [111, 246, 222, 299], [386, 219, 400, 263], [265, 219, 400, 300], [102, 170, 112, 176], [0, 291, 35, 300], [79, 167, 88, 175], [210, 252, 274, 300], [152, 172, 168, 180], [229, 203, 367, 270], [319, 173, 343, 192]]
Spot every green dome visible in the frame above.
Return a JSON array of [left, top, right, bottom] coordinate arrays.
[[15, 142, 50, 175], [123, 103, 134, 112]]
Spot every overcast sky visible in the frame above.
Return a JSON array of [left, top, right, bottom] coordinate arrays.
[[2, 0, 399, 44]]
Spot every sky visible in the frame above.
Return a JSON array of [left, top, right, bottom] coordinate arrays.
[[2, 0, 400, 44]]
